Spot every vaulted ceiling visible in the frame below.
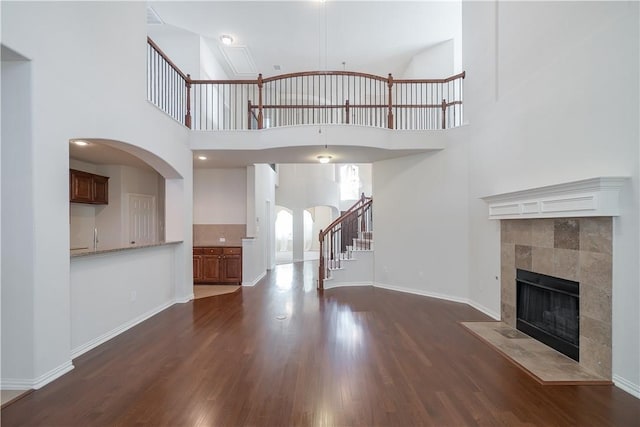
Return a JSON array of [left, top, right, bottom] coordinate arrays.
[[147, 1, 461, 78]]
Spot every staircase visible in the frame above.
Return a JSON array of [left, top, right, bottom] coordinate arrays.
[[318, 194, 373, 290]]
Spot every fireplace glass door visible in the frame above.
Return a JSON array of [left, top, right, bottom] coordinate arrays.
[[516, 269, 579, 361]]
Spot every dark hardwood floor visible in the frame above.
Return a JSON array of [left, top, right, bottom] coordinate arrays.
[[2, 261, 639, 426]]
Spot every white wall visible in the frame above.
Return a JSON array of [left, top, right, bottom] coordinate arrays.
[[243, 164, 276, 284], [308, 206, 334, 251], [460, 1, 639, 394], [276, 164, 340, 211], [402, 39, 455, 79], [372, 142, 469, 303], [1, 52, 36, 386], [193, 168, 247, 224], [146, 25, 201, 78], [338, 163, 373, 211], [2, 1, 193, 388], [70, 245, 177, 356], [200, 37, 229, 80]]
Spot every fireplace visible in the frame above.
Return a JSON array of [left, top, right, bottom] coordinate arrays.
[[485, 179, 623, 379], [499, 217, 612, 379], [516, 269, 579, 361]]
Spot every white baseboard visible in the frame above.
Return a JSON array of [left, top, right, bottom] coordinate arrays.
[[373, 282, 500, 320], [243, 271, 266, 287], [323, 281, 373, 290], [466, 300, 500, 320], [174, 292, 194, 303], [613, 375, 640, 399], [70, 299, 175, 359], [2, 361, 74, 390]]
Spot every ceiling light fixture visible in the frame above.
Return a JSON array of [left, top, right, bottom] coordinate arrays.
[[317, 155, 332, 164], [197, 155, 207, 160], [73, 140, 89, 146], [220, 35, 234, 46]]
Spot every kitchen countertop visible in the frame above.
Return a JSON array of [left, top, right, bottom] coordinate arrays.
[[70, 241, 183, 258], [193, 241, 244, 247]]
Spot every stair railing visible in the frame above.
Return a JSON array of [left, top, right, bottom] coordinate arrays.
[[147, 37, 465, 131], [318, 193, 373, 290]]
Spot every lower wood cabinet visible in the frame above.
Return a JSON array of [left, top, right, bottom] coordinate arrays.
[[193, 246, 242, 284]]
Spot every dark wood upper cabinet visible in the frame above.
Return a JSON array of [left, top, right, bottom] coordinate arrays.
[[70, 169, 109, 205]]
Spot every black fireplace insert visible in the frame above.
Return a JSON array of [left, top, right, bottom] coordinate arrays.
[[516, 269, 580, 361]]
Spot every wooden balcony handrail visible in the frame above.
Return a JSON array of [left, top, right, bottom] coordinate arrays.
[[146, 36, 190, 82], [189, 70, 467, 86], [147, 37, 466, 131]]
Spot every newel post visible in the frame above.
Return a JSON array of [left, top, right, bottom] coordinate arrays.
[[257, 73, 264, 129], [318, 229, 324, 290], [441, 98, 447, 129], [387, 73, 394, 129], [185, 74, 192, 129]]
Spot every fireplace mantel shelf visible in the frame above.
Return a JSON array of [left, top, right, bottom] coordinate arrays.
[[481, 177, 629, 220]]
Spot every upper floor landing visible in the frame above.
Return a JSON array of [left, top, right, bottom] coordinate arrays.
[[147, 37, 466, 161]]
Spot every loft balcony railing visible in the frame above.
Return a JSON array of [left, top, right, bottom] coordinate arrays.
[[147, 37, 465, 131]]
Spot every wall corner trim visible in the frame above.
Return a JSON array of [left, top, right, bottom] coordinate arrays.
[[1, 361, 75, 391], [323, 281, 373, 290], [373, 282, 500, 320], [243, 271, 266, 287], [612, 375, 640, 399]]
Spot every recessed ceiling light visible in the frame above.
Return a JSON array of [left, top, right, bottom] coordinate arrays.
[[197, 155, 207, 160], [73, 140, 89, 146], [317, 155, 332, 164], [220, 35, 234, 46]]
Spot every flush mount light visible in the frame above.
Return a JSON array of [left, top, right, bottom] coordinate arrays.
[[197, 155, 207, 160], [73, 140, 89, 146], [220, 35, 234, 46], [317, 155, 332, 164]]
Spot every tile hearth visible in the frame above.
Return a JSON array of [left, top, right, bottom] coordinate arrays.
[[462, 322, 611, 385]]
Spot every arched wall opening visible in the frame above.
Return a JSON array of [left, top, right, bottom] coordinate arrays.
[[68, 137, 185, 251], [275, 204, 337, 265]]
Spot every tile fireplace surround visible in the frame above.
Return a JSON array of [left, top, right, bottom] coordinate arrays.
[[483, 177, 627, 380], [500, 217, 612, 379]]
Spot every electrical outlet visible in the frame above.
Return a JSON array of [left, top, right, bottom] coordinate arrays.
[[219, 237, 226, 242], [130, 290, 137, 302]]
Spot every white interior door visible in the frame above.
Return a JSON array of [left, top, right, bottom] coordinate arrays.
[[128, 194, 156, 245]]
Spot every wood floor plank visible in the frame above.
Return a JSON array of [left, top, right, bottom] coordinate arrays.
[[2, 261, 639, 426]]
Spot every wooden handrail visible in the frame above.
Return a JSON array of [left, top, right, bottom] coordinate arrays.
[[396, 71, 466, 84], [189, 70, 467, 86], [147, 37, 466, 131], [318, 193, 373, 290], [146, 37, 190, 82], [249, 102, 462, 110], [319, 194, 371, 242], [263, 70, 389, 83]]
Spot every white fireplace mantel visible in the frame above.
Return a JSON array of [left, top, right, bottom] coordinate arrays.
[[481, 177, 629, 220]]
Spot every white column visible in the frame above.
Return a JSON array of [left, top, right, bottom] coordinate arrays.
[[292, 208, 304, 262]]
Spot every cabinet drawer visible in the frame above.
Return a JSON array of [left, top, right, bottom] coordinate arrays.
[[193, 248, 205, 255], [223, 247, 241, 255], [204, 247, 223, 255]]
